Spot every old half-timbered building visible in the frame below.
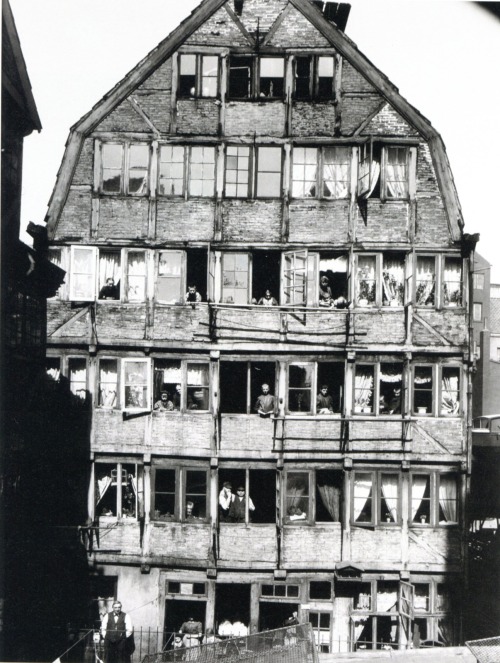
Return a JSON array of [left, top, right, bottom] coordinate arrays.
[[45, 0, 476, 654]]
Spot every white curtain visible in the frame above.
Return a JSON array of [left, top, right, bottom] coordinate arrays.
[[386, 164, 407, 198], [70, 364, 86, 399], [443, 261, 462, 305], [97, 476, 112, 504], [416, 259, 435, 305], [187, 365, 209, 386], [323, 149, 349, 198], [355, 370, 373, 408], [411, 476, 428, 521], [438, 476, 457, 522], [100, 364, 117, 407], [353, 618, 367, 643], [441, 375, 459, 414], [353, 476, 372, 521], [382, 259, 404, 305], [99, 254, 121, 288], [127, 253, 146, 301], [381, 475, 399, 522]]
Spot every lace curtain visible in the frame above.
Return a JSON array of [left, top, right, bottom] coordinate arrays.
[[127, 253, 146, 301], [438, 476, 457, 522], [386, 165, 407, 198], [99, 254, 121, 289], [443, 260, 462, 305], [97, 476, 112, 505], [416, 258, 435, 305], [382, 258, 404, 305], [381, 475, 399, 522], [354, 369, 373, 409], [441, 374, 459, 414], [317, 483, 340, 521], [323, 148, 349, 198]]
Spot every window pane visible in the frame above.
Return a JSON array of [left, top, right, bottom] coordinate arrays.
[[159, 145, 185, 196], [317, 56, 334, 98], [294, 56, 311, 99], [354, 365, 374, 413], [222, 252, 249, 304], [414, 585, 429, 612], [380, 474, 399, 523], [99, 359, 118, 407], [186, 470, 207, 519], [98, 251, 121, 300], [288, 363, 313, 413], [256, 147, 281, 197], [438, 475, 457, 523], [357, 256, 376, 306], [201, 55, 218, 97], [382, 255, 404, 306], [283, 251, 307, 305], [124, 360, 148, 409], [225, 146, 250, 197], [411, 475, 431, 523], [384, 146, 408, 198], [229, 56, 253, 98], [69, 358, 87, 401], [157, 251, 183, 303], [286, 472, 309, 521], [443, 258, 462, 307], [155, 360, 182, 409], [379, 363, 402, 415], [292, 147, 317, 198], [189, 147, 215, 197], [310, 582, 332, 600], [416, 257, 435, 306], [155, 469, 176, 520], [96, 463, 118, 517], [121, 464, 138, 518], [187, 362, 209, 411], [102, 143, 123, 193], [127, 251, 146, 301], [179, 54, 196, 96], [128, 144, 149, 194], [323, 147, 349, 198], [414, 366, 433, 414], [259, 57, 284, 97], [72, 248, 95, 300], [353, 473, 372, 523], [441, 367, 460, 415]]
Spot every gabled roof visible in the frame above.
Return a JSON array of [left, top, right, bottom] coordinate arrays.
[[45, 0, 464, 240]]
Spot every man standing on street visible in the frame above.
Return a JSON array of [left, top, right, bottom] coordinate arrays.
[[101, 601, 133, 663]]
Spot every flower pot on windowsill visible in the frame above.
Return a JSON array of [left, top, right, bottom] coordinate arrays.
[[420, 515, 427, 524], [358, 298, 368, 307], [362, 406, 371, 413], [417, 406, 428, 415]]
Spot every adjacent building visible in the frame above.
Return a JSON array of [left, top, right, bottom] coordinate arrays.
[[45, 0, 476, 653]]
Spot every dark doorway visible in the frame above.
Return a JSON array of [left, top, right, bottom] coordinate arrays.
[[259, 602, 298, 631], [215, 583, 251, 632], [165, 599, 206, 636]]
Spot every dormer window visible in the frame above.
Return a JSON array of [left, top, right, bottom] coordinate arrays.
[[178, 54, 219, 98]]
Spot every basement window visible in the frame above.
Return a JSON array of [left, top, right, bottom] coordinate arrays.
[[99, 142, 149, 195], [219, 360, 276, 414], [294, 55, 335, 100], [153, 466, 209, 522], [178, 54, 219, 98], [154, 359, 210, 412]]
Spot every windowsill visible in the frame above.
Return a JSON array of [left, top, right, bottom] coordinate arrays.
[[284, 521, 341, 527], [98, 192, 149, 198], [285, 413, 342, 419], [177, 95, 220, 101], [98, 515, 138, 523], [352, 523, 401, 529], [152, 519, 210, 525], [226, 97, 285, 103]]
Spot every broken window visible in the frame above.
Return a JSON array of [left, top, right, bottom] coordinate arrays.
[[95, 462, 141, 519], [256, 147, 282, 197], [219, 361, 276, 414], [189, 146, 215, 197], [99, 358, 118, 408], [218, 468, 276, 523], [158, 145, 185, 196], [225, 145, 251, 197], [153, 466, 208, 522], [229, 55, 253, 98], [69, 357, 87, 401], [309, 612, 332, 653], [293, 55, 335, 99], [259, 57, 284, 98], [153, 359, 210, 412], [122, 358, 150, 410], [99, 141, 149, 195]]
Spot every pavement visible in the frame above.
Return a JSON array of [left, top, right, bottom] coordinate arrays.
[[325, 647, 476, 663]]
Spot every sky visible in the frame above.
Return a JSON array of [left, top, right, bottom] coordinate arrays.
[[9, 0, 500, 281]]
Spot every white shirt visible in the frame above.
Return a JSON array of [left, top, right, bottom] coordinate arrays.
[[101, 612, 133, 639], [219, 488, 234, 510]]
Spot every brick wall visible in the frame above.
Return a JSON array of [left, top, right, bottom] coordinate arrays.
[[98, 197, 150, 239], [282, 524, 342, 568], [288, 200, 349, 243], [149, 522, 212, 560], [218, 523, 278, 566], [177, 99, 220, 135], [225, 102, 286, 137], [222, 200, 282, 242], [156, 199, 215, 242]]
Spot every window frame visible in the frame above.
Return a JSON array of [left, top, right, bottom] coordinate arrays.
[[283, 468, 344, 526], [472, 302, 482, 322], [414, 254, 465, 310], [411, 363, 462, 418], [286, 360, 344, 416], [98, 357, 120, 409], [153, 358, 211, 414], [177, 53, 220, 99], [255, 146, 283, 198], [219, 359, 277, 415], [152, 464, 210, 523], [98, 140, 150, 196], [291, 146, 351, 200], [351, 470, 402, 527], [309, 610, 333, 653], [68, 355, 88, 401], [353, 361, 404, 416], [95, 460, 143, 521], [409, 472, 459, 528], [227, 54, 286, 100], [122, 358, 152, 412], [293, 55, 336, 100], [355, 253, 406, 308], [357, 142, 415, 201]]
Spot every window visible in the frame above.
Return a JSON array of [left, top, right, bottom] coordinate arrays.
[[442, 257, 463, 307], [473, 303, 482, 322], [98, 250, 121, 300], [153, 466, 208, 522], [126, 251, 147, 302], [95, 462, 142, 519], [288, 362, 344, 415], [219, 361, 276, 414], [225, 146, 251, 198], [156, 249, 207, 304], [410, 473, 458, 526], [158, 145, 215, 198], [228, 55, 253, 98], [310, 612, 332, 653], [473, 273, 484, 290], [292, 146, 350, 199], [99, 359, 118, 408], [218, 468, 276, 524], [284, 469, 343, 524], [153, 359, 210, 412], [259, 57, 285, 98], [262, 584, 299, 598], [293, 55, 335, 100], [352, 472, 400, 526], [70, 247, 96, 300], [122, 358, 151, 410], [178, 54, 219, 98], [99, 142, 149, 195], [228, 55, 285, 99], [356, 254, 405, 308], [354, 362, 403, 415], [68, 357, 87, 401], [358, 143, 414, 200], [222, 253, 250, 304], [48, 248, 63, 299], [415, 256, 436, 307], [167, 582, 207, 596], [351, 581, 400, 650], [46, 357, 61, 382], [413, 364, 461, 417], [309, 582, 332, 601], [256, 147, 282, 197]]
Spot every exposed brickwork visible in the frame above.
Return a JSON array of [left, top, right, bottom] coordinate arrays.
[[55, 189, 92, 240], [185, 6, 251, 47], [149, 522, 212, 560], [408, 528, 462, 567], [221, 200, 282, 242], [282, 525, 342, 567], [98, 197, 149, 239], [341, 95, 384, 135], [176, 99, 220, 135], [218, 524, 278, 566], [288, 200, 349, 243], [290, 102, 337, 137], [362, 103, 421, 138], [72, 138, 94, 186], [96, 99, 153, 133], [225, 101, 286, 137], [341, 60, 378, 94], [156, 199, 215, 241], [355, 200, 409, 244], [268, 5, 330, 48], [350, 527, 402, 564]]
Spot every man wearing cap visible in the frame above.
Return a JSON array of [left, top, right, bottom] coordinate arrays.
[[101, 601, 133, 663], [228, 486, 255, 522]]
